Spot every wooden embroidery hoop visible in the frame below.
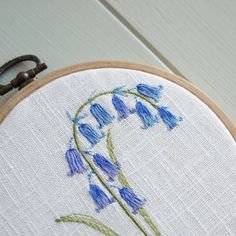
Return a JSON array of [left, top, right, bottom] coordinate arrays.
[[0, 61, 235, 140]]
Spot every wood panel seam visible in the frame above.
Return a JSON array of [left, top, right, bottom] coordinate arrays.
[[98, 0, 186, 79]]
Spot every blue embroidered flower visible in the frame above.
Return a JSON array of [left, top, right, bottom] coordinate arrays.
[[89, 184, 115, 212], [137, 83, 163, 102], [90, 103, 113, 128], [78, 124, 104, 147], [93, 154, 120, 181], [136, 101, 158, 129], [112, 95, 134, 120], [158, 106, 182, 130], [65, 148, 87, 176], [119, 187, 145, 214]]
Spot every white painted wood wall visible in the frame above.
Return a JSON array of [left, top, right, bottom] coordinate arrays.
[[0, 0, 235, 122]]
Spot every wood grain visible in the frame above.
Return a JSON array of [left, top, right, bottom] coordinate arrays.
[[0, 61, 235, 140], [105, 0, 236, 122], [0, 0, 169, 106]]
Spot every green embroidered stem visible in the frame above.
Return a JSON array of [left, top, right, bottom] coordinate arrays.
[[125, 90, 157, 109], [73, 125, 148, 236], [106, 129, 161, 236], [56, 214, 120, 236], [139, 209, 161, 236], [73, 89, 157, 117], [106, 129, 131, 188], [71, 89, 159, 236]]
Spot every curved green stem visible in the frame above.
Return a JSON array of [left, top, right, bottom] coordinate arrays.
[[72, 89, 158, 236], [107, 129, 161, 236], [73, 126, 148, 236], [56, 213, 120, 236]]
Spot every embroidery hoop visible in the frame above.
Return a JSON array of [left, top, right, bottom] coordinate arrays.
[[0, 61, 235, 140], [1, 61, 236, 235]]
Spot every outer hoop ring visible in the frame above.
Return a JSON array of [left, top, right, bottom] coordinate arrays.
[[0, 61, 235, 140]]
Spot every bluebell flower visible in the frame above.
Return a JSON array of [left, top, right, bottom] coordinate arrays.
[[93, 154, 120, 181], [90, 103, 113, 128], [136, 101, 158, 129], [89, 184, 115, 212], [119, 187, 145, 214], [78, 124, 104, 147], [158, 106, 182, 130], [65, 148, 87, 176], [137, 83, 163, 102], [112, 95, 134, 120]]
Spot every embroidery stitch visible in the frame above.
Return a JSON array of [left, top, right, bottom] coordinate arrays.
[[65, 148, 87, 176], [119, 187, 146, 215], [112, 95, 134, 120], [135, 100, 158, 129], [56, 214, 120, 236], [106, 129, 130, 188], [93, 153, 120, 182], [57, 83, 182, 236], [106, 129, 161, 235], [90, 103, 114, 128], [78, 123, 104, 147], [137, 83, 163, 102], [158, 106, 182, 130], [89, 184, 115, 212]]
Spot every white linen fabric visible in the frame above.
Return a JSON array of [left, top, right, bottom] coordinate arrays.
[[0, 68, 235, 236]]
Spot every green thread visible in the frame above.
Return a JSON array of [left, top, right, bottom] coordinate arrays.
[[56, 214, 120, 236], [106, 129, 131, 188], [125, 90, 157, 109], [139, 209, 161, 236], [73, 89, 157, 118], [106, 129, 161, 236], [58, 89, 160, 235], [73, 125, 149, 236]]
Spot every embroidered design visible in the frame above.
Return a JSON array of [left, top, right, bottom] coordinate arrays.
[[65, 148, 87, 176], [56, 83, 183, 236], [93, 153, 120, 182], [78, 123, 104, 147], [135, 101, 158, 129], [90, 103, 113, 128], [112, 95, 134, 120], [158, 106, 183, 130], [119, 187, 145, 215], [137, 83, 163, 102], [56, 214, 119, 236], [89, 184, 115, 213]]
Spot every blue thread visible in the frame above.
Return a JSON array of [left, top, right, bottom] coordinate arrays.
[[89, 184, 115, 212], [68, 137, 73, 148], [90, 103, 113, 128], [119, 187, 145, 214], [87, 171, 93, 183], [87, 90, 97, 104], [137, 84, 163, 102], [65, 148, 87, 176], [158, 106, 182, 130], [66, 111, 74, 122], [136, 101, 158, 129], [112, 85, 127, 96], [112, 95, 134, 120], [66, 111, 87, 124], [93, 154, 120, 182], [78, 124, 104, 147]]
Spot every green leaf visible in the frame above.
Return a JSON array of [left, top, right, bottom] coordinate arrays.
[[56, 213, 120, 236]]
